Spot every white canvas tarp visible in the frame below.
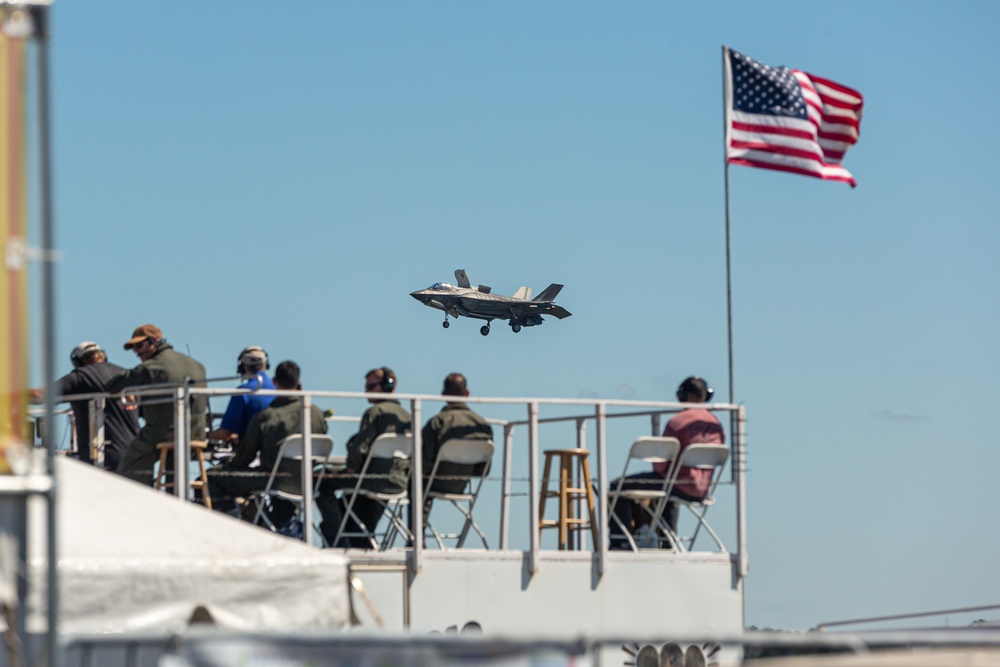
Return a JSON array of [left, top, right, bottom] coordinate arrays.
[[27, 457, 351, 634]]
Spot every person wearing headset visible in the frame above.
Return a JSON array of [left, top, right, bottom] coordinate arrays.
[[29, 341, 139, 471], [316, 366, 412, 548], [207, 360, 327, 528], [608, 375, 726, 549], [207, 346, 276, 446], [106, 324, 208, 485]]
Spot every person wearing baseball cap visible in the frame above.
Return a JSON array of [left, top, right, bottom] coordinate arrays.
[[29, 341, 139, 471], [107, 324, 208, 485], [207, 345, 276, 446]]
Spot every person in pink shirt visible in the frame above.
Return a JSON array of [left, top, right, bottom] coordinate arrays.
[[608, 376, 726, 549]]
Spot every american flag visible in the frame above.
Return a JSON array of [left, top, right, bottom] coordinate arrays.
[[725, 48, 864, 187]]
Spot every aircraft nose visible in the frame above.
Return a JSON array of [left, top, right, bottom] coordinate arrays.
[[410, 290, 429, 303]]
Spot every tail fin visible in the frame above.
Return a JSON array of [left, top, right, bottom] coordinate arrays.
[[533, 284, 563, 302], [512, 286, 533, 300]]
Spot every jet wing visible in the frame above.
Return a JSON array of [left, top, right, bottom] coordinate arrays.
[[510, 302, 572, 319], [545, 305, 572, 319]]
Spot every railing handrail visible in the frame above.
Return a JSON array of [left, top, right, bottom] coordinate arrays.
[[36, 385, 746, 577]]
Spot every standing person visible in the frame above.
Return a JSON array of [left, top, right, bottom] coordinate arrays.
[[207, 346, 275, 446], [106, 324, 208, 485], [418, 372, 493, 520], [608, 376, 726, 549], [29, 341, 139, 471], [316, 367, 411, 548], [208, 360, 327, 529]]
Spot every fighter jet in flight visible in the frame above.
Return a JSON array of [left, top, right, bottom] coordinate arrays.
[[411, 269, 572, 336]]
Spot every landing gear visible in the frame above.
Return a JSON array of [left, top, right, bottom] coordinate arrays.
[[511, 323, 522, 333], [442, 320, 450, 329], [480, 324, 491, 336]]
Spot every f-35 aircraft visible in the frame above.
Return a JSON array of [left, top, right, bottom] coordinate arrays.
[[411, 269, 571, 336]]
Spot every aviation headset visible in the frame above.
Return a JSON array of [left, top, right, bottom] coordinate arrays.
[[379, 367, 396, 392], [676, 376, 714, 403], [236, 346, 270, 375]]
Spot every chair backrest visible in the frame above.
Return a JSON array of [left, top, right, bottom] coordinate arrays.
[[276, 434, 335, 460], [676, 443, 728, 470], [435, 438, 494, 466], [628, 436, 681, 464], [368, 432, 413, 460]]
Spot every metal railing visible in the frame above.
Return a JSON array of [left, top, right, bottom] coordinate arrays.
[[44, 385, 747, 579]]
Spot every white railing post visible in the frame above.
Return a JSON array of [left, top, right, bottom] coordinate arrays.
[[173, 385, 189, 501], [411, 398, 423, 574], [735, 405, 748, 577], [500, 423, 514, 550], [301, 394, 313, 544], [92, 396, 106, 467], [528, 401, 540, 574], [595, 403, 608, 576]]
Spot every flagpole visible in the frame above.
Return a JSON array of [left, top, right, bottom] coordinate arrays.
[[721, 45, 735, 404]]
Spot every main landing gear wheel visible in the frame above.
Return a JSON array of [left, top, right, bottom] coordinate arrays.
[[442, 320, 450, 329], [511, 324, 522, 333], [480, 325, 491, 336]]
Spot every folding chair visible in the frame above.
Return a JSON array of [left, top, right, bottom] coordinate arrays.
[[251, 434, 336, 544], [669, 443, 729, 553], [607, 436, 681, 552], [423, 438, 494, 549], [334, 433, 414, 551]]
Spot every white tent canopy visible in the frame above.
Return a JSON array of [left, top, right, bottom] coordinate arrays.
[[27, 457, 351, 634]]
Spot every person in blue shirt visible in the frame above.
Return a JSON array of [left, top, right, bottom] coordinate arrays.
[[208, 346, 276, 445]]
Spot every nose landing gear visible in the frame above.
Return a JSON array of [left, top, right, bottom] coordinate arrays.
[[480, 323, 491, 336]]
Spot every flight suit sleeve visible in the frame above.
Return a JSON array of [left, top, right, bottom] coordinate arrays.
[[229, 412, 265, 470], [345, 408, 376, 472], [421, 417, 440, 475], [105, 365, 152, 395]]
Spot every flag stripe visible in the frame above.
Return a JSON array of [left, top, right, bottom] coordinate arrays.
[[726, 49, 864, 187]]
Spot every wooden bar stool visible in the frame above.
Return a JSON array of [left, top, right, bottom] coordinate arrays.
[[538, 448, 598, 550], [154, 440, 212, 509]]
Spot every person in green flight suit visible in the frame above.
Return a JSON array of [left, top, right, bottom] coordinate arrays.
[[207, 360, 328, 530], [317, 366, 411, 548], [106, 324, 207, 485]]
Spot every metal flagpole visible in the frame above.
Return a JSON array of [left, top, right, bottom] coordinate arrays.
[[721, 45, 735, 404], [33, 4, 59, 664]]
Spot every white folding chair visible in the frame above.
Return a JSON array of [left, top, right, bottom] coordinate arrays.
[[334, 433, 414, 551], [669, 443, 729, 553], [251, 434, 335, 544], [423, 438, 494, 550], [607, 436, 682, 552]]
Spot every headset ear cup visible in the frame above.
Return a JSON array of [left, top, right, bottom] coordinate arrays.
[[381, 367, 395, 391]]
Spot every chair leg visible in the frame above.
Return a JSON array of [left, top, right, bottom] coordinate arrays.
[[195, 449, 212, 510], [154, 447, 170, 491], [578, 456, 598, 549], [537, 453, 554, 542], [558, 455, 570, 550]]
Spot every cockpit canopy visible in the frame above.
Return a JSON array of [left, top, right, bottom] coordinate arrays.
[[429, 282, 456, 292]]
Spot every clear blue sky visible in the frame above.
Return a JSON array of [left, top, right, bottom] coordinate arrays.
[[32, 1, 1000, 631]]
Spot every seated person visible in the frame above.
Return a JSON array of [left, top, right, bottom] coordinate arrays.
[[417, 372, 493, 524], [608, 376, 725, 549], [316, 367, 411, 548], [207, 346, 275, 447], [208, 360, 327, 529]]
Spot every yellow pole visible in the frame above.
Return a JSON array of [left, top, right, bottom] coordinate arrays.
[[0, 17, 28, 473]]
